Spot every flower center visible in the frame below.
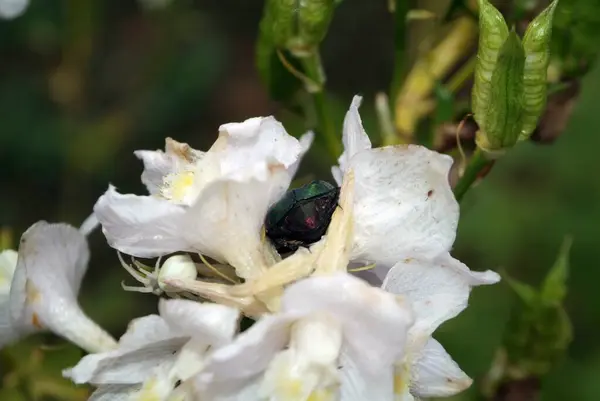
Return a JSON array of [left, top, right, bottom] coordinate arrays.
[[161, 170, 196, 204]]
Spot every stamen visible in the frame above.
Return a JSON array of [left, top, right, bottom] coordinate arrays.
[[348, 263, 377, 273]]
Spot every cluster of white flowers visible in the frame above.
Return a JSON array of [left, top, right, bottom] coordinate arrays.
[[0, 96, 500, 401]]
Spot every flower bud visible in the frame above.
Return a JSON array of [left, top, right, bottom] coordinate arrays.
[[501, 237, 572, 378], [260, 0, 336, 57], [472, 0, 558, 154]]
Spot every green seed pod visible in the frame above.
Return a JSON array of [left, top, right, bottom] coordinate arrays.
[[477, 30, 526, 152], [472, 0, 559, 153], [520, 0, 559, 141], [262, 0, 336, 57], [472, 0, 509, 131]]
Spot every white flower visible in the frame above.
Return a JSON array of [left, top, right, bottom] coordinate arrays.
[[65, 298, 240, 401], [95, 120, 313, 280], [333, 96, 501, 399], [196, 273, 414, 401], [0, 0, 28, 19], [334, 96, 460, 274], [0, 221, 117, 353], [384, 255, 498, 400]]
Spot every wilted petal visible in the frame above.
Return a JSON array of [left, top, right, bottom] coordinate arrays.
[[350, 145, 458, 270], [94, 186, 190, 258], [5, 222, 116, 353], [382, 253, 500, 338], [410, 338, 472, 397]]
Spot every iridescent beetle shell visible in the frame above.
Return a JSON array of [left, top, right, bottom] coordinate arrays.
[[265, 180, 339, 253]]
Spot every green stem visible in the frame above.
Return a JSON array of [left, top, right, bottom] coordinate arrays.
[[300, 52, 341, 159], [453, 148, 492, 201], [390, 0, 410, 102]]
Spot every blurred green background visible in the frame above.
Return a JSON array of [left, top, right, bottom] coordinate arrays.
[[0, 0, 599, 400]]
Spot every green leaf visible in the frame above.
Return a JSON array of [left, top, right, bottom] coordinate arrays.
[[520, 0, 559, 140], [541, 235, 572, 306], [504, 272, 537, 305], [479, 30, 526, 151], [472, 0, 510, 131]]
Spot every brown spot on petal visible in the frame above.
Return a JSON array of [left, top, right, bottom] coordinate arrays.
[[268, 163, 286, 174], [25, 280, 41, 303], [31, 313, 43, 329], [427, 189, 434, 198]]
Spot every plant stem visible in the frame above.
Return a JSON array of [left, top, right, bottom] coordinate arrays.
[[390, 0, 410, 102], [300, 52, 341, 159], [453, 148, 492, 201]]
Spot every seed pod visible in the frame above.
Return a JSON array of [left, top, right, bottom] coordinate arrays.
[[472, 0, 509, 131], [477, 30, 526, 152], [262, 0, 336, 57], [520, 0, 559, 140]]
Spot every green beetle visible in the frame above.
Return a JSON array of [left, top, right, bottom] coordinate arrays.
[[265, 180, 339, 253]]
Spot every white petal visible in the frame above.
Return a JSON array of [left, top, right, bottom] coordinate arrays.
[[118, 314, 177, 349], [186, 176, 290, 279], [201, 313, 295, 381], [94, 186, 190, 258], [0, 249, 18, 294], [66, 314, 178, 384], [282, 273, 414, 372], [289, 131, 315, 179], [0, 0, 28, 19], [382, 253, 500, 337], [9, 222, 116, 353], [339, 346, 393, 401], [199, 376, 261, 401], [89, 384, 141, 401], [135, 138, 203, 196], [217, 117, 302, 182], [331, 166, 343, 186], [158, 299, 239, 345], [349, 145, 459, 270], [337, 95, 372, 174], [80, 213, 100, 236], [410, 338, 472, 397], [66, 337, 185, 385], [0, 295, 19, 347]]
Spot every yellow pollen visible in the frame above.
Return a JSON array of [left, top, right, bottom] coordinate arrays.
[[394, 363, 411, 396], [164, 171, 195, 202], [277, 378, 304, 399], [307, 389, 335, 401]]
